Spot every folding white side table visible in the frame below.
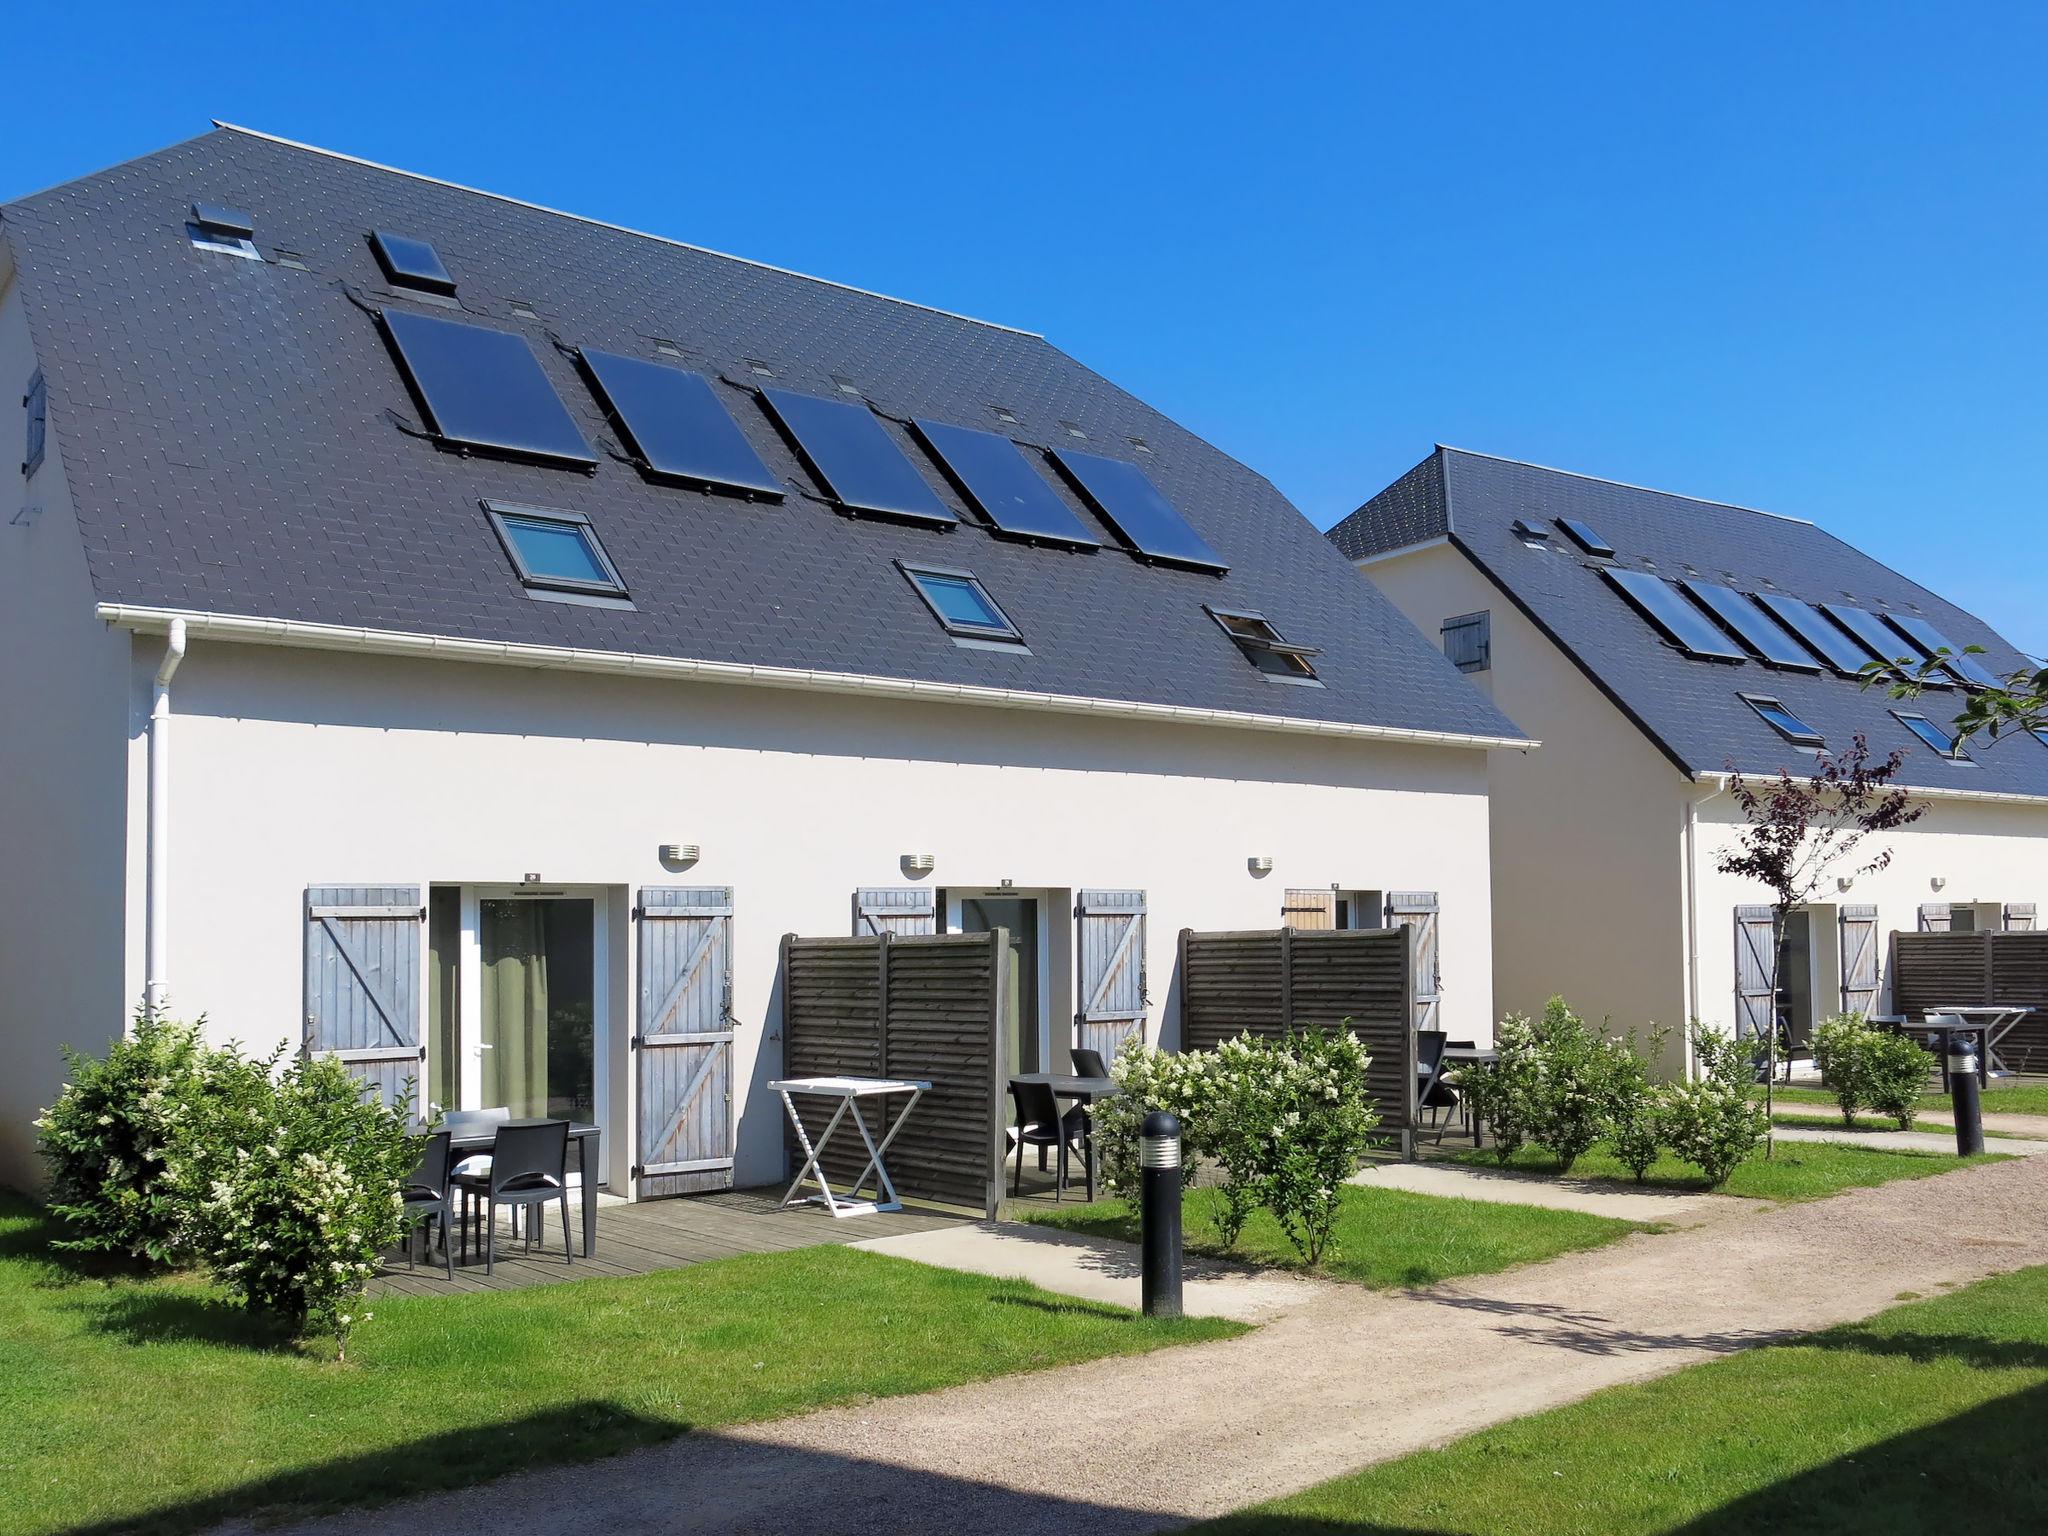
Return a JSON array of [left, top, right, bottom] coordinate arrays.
[[770, 1076, 931, 1218]]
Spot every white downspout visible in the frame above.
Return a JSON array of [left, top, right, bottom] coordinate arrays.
[[143, 620, 187, 1016], [1682, 774, 1730, 1079]]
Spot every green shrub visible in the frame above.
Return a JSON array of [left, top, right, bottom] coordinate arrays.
[[1204, 1034, 1279, 1250], [1861, 1029, 1935, 1130], [1521, 998, 1636, 1175], [1663, 1024, 1768, 1187], [1258, 1027, 1380, 1266], [1812, 1012, 1871, 1125], [1098, 1037, 1215, 1204], [35, 1011, 228, 1263], [165, 1052, 418, 1359], [1603, 1030, 1669, 1182], [1455, 1013, 1543, 1166]]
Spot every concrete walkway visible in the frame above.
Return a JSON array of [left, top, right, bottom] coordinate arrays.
[[244, 1156, 2048, 1536], [1773, 1122, 2048, 1156], [852, 1220, 1329, 1322], [1349, 1158, 1749, 1224]]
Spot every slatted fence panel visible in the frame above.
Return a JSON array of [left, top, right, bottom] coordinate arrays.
[[781, 932, 1003, 1216], [1891, 930, 2048, 1074], [1991, 933, 2048, 1073]]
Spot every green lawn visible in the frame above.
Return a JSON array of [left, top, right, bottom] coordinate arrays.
[[0, 1194, 1237, 1536], [1452, 1139, 2005, 1202], [1772, 1110, 1921, 1134], [1776, 1081, 2048, 1118], [1017, 1184, 1643, 1288], [1192, 1264, 2048, 1534]]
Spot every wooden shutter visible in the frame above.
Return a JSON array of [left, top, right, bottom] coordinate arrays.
[[1838, 904, 1880, 1016], [2007, 903, 2038, 932], [1282, 888, 1336, 930], [303, 885, 425, 1110], [853, 887, 937, 936], [1733, 905, 1776, 1042], [1386, 892, 1440, 1032], [1076, 890, 1148, 1060], [634, 887, 735, 1199], [1918, 903, 1952, 933]]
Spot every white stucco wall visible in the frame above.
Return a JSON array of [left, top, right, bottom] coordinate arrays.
[[106, 638, 1496, 1193], [0, 258, 137, 1187]]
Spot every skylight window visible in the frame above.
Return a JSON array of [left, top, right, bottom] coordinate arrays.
[[1555, 517, 1615, 558], [484, 501, 627, 600], [380, 309, 596, 468], [898, 563, 1023, 644], [1510, 519, 1552, 549], [1208, 607, 1321, 682], [187, 201, 260, 259], [1893, 710, 1970, 762], [1741, 694, 1824, 748], [371, 230, 457, 295]]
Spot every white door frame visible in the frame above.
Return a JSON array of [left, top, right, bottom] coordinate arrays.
[[944, 888, 1054, 1073]]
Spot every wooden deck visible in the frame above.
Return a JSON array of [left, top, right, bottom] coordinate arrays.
[[372, 1186, 967, 1297]]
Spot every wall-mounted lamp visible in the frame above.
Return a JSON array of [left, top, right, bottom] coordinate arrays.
[[521, 872, 543, 886], [659, 843, 701, 865], [1248, 855, 1274, 876], [901, 853, 936, 875], [1931, 876, 1947, 892], [1000, 877, 1015, 889]]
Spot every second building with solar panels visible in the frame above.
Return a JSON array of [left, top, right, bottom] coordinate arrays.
[[1331, 447, 2047, 1079]]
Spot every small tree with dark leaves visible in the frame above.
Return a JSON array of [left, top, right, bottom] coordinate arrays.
[[1715, 736, 1923, 1154], [1866, 649, 2047, 750]]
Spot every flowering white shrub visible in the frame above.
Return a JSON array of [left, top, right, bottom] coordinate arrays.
[[1662, 1025, 1768, 1187], [1096, 1037, 1217, 1201], [1255, 1028, 1378, 1265], [166, 1051, 417, 1358]]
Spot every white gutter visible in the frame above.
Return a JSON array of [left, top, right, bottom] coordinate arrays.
[[1681, 777, 1731, 1078], [143, 619, 186, 1016], [1691, 769, 2048, 810], [96, 605, 1541, 753]]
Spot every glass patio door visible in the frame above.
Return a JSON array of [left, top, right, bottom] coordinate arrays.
[[953, 894, 1042, 1077], [477, 897, 597, 1124]]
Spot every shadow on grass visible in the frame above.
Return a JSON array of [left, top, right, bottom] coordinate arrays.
[[0, 1193, 177, 1288], [77, 1286, 302, 1353]]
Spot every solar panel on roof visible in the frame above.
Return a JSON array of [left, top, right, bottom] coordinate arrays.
[[380, 309, 595, 468], [371, 230, 456, 294], [1049, 449, 1227, 572], [910, 419, 1099, 548], [580, 350, 783, 498], [1879, 612, 2008, 690], [758, 388, 955, 524], [1751, 593, 1871, 675], [1603, 568, 1745, 660], [1556, 517, 1615, 558], [1821, 603, 1917, 675], [1679, 581, 1820, 670]]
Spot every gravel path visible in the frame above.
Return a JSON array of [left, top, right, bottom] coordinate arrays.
[[1348, 1158, 1749, 1223], [1773, 1122, 2048, 1156], [229, 1156, 2048, 1536]]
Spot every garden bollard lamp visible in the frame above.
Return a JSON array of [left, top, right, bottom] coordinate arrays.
[[1140, 1110, 1183, 1319], [1949, 1037, 1985, 1157]]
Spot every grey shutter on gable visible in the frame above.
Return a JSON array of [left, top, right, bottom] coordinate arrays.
[[1918, 903, 1953, 933], [854, 887, 937, 936], [2006, 903, 2037, 932], [1282, 888, 1337, 930], [635, 887, 735, 1199], [1838, 904, 1880, 1016], [1734, 905, 1776, 1042], [1076, 890, 1147, 1061], [1386, 892, 1440, 1032], [304, 885, 425, 1110]]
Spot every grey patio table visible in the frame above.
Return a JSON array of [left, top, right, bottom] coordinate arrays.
[[1009, 1072, 1120, 1202], [433, 1119, 601, 1259], [1929, 1006, 2033, 1078], [1440, 1047, 1498, 1148]]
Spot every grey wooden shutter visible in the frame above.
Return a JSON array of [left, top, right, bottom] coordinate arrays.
[[2006, 903, 2037, 932], [854, 887, 937, 936], [1733, 905, 1777, 1041], [1282, 888, 1336, 930], [1918, 903, 1953, 932], [634, 887, 735, 1199], [1838, 904, 1880, 1016], [1076, 889, 1147, 1060], [303, 885, 425, 1110], [1386, 892, 1440, 1032]]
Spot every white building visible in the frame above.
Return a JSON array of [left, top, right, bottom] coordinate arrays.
[[0, 130, 1529, 1194], [1333, 447, 2046, 1075]]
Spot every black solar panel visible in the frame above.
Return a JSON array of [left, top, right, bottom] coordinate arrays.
[[380, 309, 595, 467], [911, 420, 1098, 547], [1880, 612, 2008, 690], [581, 350, 783, 497], [1603, 568, 1745, 660], [759, 388, 955, 524], [1752, 593, 1872, 675], [1680, 581, 1819, 670], [371, 230, 456, 294], [1050, 449, 1227, 571], [1556, 517, 1615, 557], [1822, 603, 1918, 674]]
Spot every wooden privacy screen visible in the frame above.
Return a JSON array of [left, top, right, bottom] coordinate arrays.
[[1178, 926, 1417, 1148], [779, 931, 1007, 1217], [1889, 930, 2048, 1071]]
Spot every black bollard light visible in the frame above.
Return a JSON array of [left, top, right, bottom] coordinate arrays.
[[1140, 1109, 1183, 1319], [1949, 1036, 1985, 1157]]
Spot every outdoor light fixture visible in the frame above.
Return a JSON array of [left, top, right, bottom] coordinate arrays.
[[659, 843, 701, 865], [1931, 876, 1948, 892], [902, 853, 936, 874], [521, 872, 543, 886], [1248, 855, 1274, 875]]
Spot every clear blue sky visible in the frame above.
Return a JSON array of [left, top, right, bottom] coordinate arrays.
[[10, 3, 2044, 654]]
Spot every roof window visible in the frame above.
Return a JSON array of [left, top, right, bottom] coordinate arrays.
[[1893, 710, 1971, 763], [1208, 607, 1321, 683], [187, 201, 260, 260], [371, 230, 457, 294], [484, 501, 628, 602], [899, 563, 1025, 645], [1741, 694, 1824, 749], [1510, 518, 1551, 548]]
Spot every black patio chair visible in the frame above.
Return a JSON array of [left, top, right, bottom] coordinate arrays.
[[401, 1130, 454, 1279], [1416, 1030, 1457, 1135], [1439, 1039, 1477, 1137], [441, 1105, 516, 1234], [1070, 1047, 1109, 1078], [454, 1120, 572, 1274], [1010, 1079, 1089, 1201]]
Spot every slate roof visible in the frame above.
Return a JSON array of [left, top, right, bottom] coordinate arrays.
[[1328, 447, 2048, 799], [1, 126, 1524, 745]]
